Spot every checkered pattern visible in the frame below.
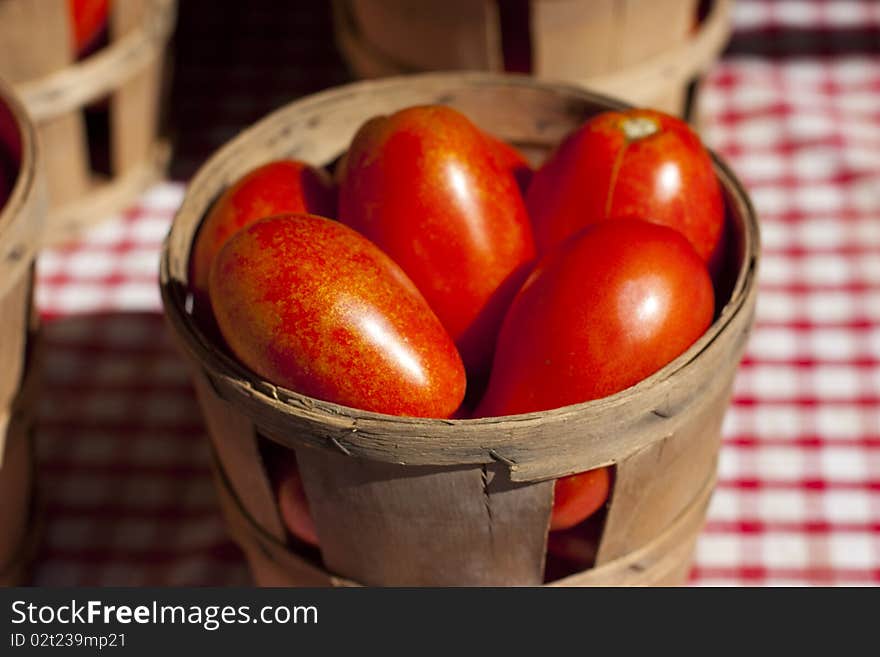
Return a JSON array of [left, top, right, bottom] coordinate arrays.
[[27, 0, 880, 586], [32, 185, 249, 586], [693, 52, 880, 585], [733, 0, 880, 30]]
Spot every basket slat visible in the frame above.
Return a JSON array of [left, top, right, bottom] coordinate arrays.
[[191, 370, 287, 542], [0, 78, 42, 586], [595, 379, 731, 564], [111, 0, 163, 176], [160, 73, 759, 587], [0, 412, 35, 585], [347, 0, 501, 71], [0, 0, 92, 207], [296, 450, 553, 586], [0, 273, 30, 424]]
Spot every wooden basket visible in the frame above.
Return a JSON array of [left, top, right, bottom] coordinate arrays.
[[160, 73, 759, 587], [0, 77, 45, 586], [333, 0, 733, 119], [0, 0, 176, 246]]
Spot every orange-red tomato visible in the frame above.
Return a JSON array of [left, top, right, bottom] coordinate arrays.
[[68, 0, 110, 56], [485, 132, 533, 193], [189, 160, 335, 303], [338, 105, 535, 377], [527, 108, 724, 262], [476, 219, 714, 528], [551, 468, 612, 531], [276, 456, 319, 548], [209, 214, 466, 418]]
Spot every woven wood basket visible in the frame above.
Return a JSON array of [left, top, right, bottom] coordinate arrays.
[[0, 78, 45, 586], [0, 0, 176, 246], [160, 73, 759, 587], [332, 0, 733, 119]]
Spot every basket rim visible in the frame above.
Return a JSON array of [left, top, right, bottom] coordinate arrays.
[[159, 72, 760, 466], [0, 76, 40, 292], [14, 0, 176, 123], [334, 0, 733, 98]]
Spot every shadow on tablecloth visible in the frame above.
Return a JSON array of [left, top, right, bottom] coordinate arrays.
[[28, 312, 249, 586]]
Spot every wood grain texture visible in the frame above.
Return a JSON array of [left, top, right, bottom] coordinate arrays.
[[347, 0, 500, 71], [190, 369, 286, 543], [0, 0, 91, 207], [296, 448, 552, 585], [160, 73, 760, 586], [0, 411, 37, 586], [9, 0, 176, 123], [213, 451, 713, 587], [111, 0, 163, 176], [210, 455, 346, 587]]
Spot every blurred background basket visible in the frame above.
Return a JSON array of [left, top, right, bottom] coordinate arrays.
[[332, 0, 733, 119], [0, 77, 45, 586], [160, 73, 759, 587], [0, 0, 176, 246]]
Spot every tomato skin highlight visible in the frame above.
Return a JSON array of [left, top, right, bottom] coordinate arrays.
[[209, 213, 466, 419], [527, 108, 724, 263], [338, 105, 536, 377], [189, 160, 336, 303], [476, 219, 715, 529]]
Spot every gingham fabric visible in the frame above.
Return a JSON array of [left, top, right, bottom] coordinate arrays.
[[28, 0, 880, 585]]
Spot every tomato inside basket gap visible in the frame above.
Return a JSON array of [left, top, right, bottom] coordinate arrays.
[[0, 112, 19, 214], [68, 0, 111, 58], [188, 105, 723, 576]]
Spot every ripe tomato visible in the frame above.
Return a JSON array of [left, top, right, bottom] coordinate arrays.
[[209, 214, 466, 418], [485, 132, 533, 193], [276, 455, 319, 547], [476, 219, 714, 528], [189, 159, 335, 303], [338, 105, 535, 377], [551, 468, 612, 531], [527, 108, 724, 262], [68, 0, 110, 57]]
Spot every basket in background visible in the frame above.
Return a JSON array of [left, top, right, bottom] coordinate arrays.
[[332, 0, 732, 120], [160, 73, 759, 587], [0, 77, 45, 586], [0, 0, 176, 246]]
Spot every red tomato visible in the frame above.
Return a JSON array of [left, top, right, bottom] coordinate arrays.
[[338, 105, 535, 377], [0, 162, 10, 213], [189, 160, 335, 303], [485, 132, 533, 193], [209, 214, 466, 418], [476, 219, 714, 528], [526, 108, 724, 263], [68, 0, 110, 57], [551, 468, 612, 531], [276, 456, 319, 548]]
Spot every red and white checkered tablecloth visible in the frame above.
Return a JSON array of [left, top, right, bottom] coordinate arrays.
[[29, 0, 880, 586]]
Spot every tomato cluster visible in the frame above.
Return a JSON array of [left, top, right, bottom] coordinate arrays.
[[190, 105, 723, 558]]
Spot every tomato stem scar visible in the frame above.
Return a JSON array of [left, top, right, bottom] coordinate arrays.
[[621, 117, 659, 142]]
